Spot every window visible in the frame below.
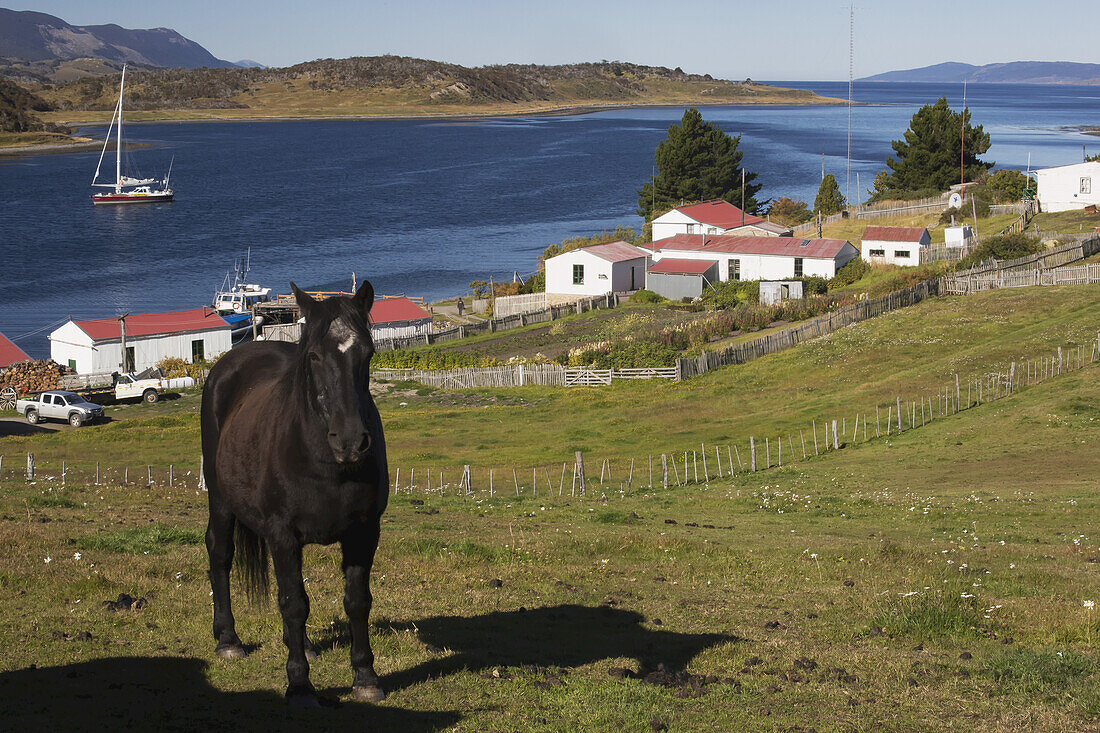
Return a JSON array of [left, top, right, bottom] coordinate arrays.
[[686, 223, 697, 234], [728, 259, 740, 281], [794, 257, 803, 277], [192, 339, 205, 363], [707, 227, 718, 235], [572, 264, 584, 285], [1081, 177, 1092, 195], [895, 250, 911, 259], [868, 249, 885, 257]]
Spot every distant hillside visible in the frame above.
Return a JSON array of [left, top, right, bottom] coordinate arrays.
[[0, 78, 68, 133], [860, 61, 1100, 85], [32, 56, 835, 119], [0, 8, 233, 74]]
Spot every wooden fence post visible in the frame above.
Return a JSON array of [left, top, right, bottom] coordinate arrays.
[[812, 421, 819, 455], [628, 458, 634, 490], [701, 444, 709, 481], [96, 461, 100, 486], [575, 451, 586, 496], [61, 460, 66, 487], [955, 374, 961, 414], [26, 452, 33, 481], [896, 397, 903, 430], [513, 467, 520, 496], [169, 465, 174, 489], [733, 445, 742, 471], [750, 438, 757, 472], [661, 454, 669, 489], [489, 468, 494, 497], [832, 420, 839, 450], [1058, 347, 1063, 375], [147, 465, 152, 488], [714, 446, 722, 478], [672, 454, 681, 486], [800, 430, 807, 458], [649, 455, 653, 488]]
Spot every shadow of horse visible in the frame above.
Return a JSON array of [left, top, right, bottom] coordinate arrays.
[[316, 604, 741, 692], [0, 656, 460, 731]]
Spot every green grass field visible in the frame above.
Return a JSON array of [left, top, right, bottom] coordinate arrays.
[[1, 286, 1098, 730]]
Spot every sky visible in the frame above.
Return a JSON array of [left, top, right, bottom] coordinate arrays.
[[10, 0, 1100, 80]]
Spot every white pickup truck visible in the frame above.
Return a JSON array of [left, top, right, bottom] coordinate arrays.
[[58, 371, 196, 404], [17, 391, 106, 427]]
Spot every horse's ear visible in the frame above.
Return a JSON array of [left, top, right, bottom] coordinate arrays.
[[291, 282, 320, 319], [354, 280, 374, 315]]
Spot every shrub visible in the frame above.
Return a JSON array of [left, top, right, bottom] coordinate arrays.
[[373, 348, 500, 370], [801, 276, 828, 295], [629, 289, 666, 304], [956, 233, 1043, 270], [829, 258, 870, 288], [156, 356, 209, 381]]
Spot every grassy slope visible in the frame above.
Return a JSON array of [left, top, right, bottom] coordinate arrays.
[[0, 286, 1098, 730]]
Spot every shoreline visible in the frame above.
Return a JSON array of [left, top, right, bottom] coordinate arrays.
[[0, 139, 149, 157], [49, 95, 849, 127]]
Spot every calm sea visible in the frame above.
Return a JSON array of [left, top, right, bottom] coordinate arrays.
[[1, 81, 1096, 357]]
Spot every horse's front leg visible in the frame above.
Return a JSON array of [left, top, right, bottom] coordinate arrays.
[[206, 503, 245, 658], [270, 535, 317, 706], [343, 521, 384, 702]]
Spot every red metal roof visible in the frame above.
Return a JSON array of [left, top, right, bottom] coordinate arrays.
[[370, 297, 431, 325], [673, 199, 764, 228], [862, 226, 929, 243], [73, 309, 229, 341], [579, 241, 649, 263], [648, 258, 717, 275], [651, 234, 853, 259], [0, 332, 30, 367]]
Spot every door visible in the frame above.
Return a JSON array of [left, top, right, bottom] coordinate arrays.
[[630, 266, 636, 291]]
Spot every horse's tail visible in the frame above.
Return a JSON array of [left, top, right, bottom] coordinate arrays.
[[234, 522, 269, 601]]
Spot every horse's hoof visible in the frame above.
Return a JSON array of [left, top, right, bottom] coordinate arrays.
[[215, 644, 247, 660], [305, 646, 319, 660], [286, 692, 321, 709], [352, 685, 385, 703]]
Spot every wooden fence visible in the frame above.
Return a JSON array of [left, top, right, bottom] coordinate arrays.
[[940, 262, 1100, 295], [791, 194, 950, 236], [676, 279, 939, 379], [262, 292, 624, 350], [375, 365, 677, 388], [942, 235, 1100, 293]]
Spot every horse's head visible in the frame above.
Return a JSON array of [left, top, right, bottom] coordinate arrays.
[[291, 281, 377, 466]]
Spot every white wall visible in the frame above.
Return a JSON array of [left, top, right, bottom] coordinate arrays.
[[546, 250, 647, 296], [1036, 162, 1100, 213], [861, 239, 927, 267], [652, 210, 711, 240], [50, 322, 232, 374], [651, 245, 856, 281], [373, 319, 432, 341]]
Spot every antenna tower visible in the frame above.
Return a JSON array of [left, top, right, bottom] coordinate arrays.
[[846, 5, 854, 205]]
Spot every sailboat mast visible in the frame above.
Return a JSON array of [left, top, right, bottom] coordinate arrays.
[[116, 66, 126, 193]]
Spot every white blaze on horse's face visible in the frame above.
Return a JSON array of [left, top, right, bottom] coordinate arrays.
[[328, 318, 358, 354]]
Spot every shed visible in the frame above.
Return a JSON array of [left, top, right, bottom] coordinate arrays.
[[944, 225, 975, 249], [49, 308, 231, 374], [759, 280, 804, 305], [860, 226, 931, 266], [545, 241, 650, 297], [646, 259, 719, 301], [370, 297, 433, 341], [646, 234, 857, 281], [0, 331, 31, 368], [1034, 161, 1100, 212], [652, 199, 792, 240]]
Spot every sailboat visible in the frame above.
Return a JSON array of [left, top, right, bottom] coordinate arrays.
[[91, 65, 174, 205]]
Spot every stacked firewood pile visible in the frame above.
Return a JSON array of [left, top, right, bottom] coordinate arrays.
[[0, 360, 70, 395]]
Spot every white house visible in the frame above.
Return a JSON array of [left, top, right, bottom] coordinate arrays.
[[652, 199, 792, 240], [759, 280, 804, 305], [944, 225, 975, 249], [646, 234, 857, 281], [49, 308, 231, 374], [370, 297, 433, 341], [860, 226, 931, 267], [545, 241, 650, 296], [1034, 161, 1100, 212]]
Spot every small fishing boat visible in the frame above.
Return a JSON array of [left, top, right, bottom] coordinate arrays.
[[91, 65, 174, 205], [212, 250, 272, 315], [222, 312, 264, 342]]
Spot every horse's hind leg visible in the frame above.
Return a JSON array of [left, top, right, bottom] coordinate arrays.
[[206, 502, 245, 658], [343, 521, 384, 702], [270, 536, 317, 706]]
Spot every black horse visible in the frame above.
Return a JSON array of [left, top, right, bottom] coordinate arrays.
[[200, 282, 388, 707]]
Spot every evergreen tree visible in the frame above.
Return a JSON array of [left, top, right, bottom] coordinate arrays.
[[879, 97, 992, 197], [813, 173, 846, 216], [766, 197, 812, 226], [636, 108, 762, 220]]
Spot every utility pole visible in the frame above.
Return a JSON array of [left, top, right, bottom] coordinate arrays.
[[741, 168, 746, 225], [118, 314, 131, 373], [846, 4, 854, 206]]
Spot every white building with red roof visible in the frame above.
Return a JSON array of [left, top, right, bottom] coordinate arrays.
[[545, 241, 650, 297], [48, 308, 231, 374], [646, 233, 858, 282], [0, 332, 31, 368], [652, 200, 792, 240], [369, 297, 433, 341], [860, 226, 931, 267]]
